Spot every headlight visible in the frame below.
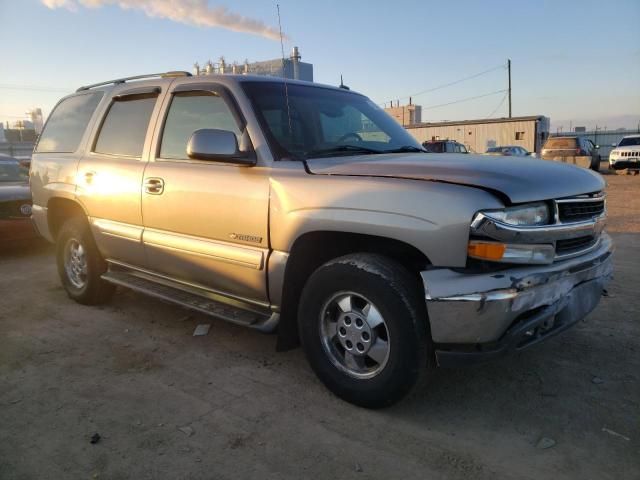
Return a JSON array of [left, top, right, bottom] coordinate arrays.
[[610, 150, 618, 156], [481, 202, 550, 226]]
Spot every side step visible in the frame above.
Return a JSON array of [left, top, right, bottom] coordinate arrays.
[[101, 269, 279, 333]]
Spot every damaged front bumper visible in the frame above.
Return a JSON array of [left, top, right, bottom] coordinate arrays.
[[421, 232, 613, 367]]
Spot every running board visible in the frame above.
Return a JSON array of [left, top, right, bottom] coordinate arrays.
[[101, 270, 279, 333]]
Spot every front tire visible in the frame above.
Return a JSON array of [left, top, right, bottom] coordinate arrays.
[[56, 217, 115, 305], [298, 253, 431, 408]]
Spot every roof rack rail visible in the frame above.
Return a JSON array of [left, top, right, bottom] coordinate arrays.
[[76, 71, 192, 92]]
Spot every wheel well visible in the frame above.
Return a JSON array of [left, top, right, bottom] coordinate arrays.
[[47, 198, 87, 240], [276, 231, 430, 351]]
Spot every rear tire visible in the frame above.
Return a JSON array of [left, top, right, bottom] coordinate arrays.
[[56, 217, 115, 305], [298, 253, 431, 408]]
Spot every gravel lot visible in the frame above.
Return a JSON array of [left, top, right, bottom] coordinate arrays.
[[1, 175, 638, 480]]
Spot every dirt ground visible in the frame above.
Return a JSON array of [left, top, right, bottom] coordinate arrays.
[[1, 175, 638, 480]]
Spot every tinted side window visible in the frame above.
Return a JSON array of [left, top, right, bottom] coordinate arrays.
[[427, 142, 444, 153], [94, 95, 157, 157], [36, 93, 102, 153], [445, 142, 455, 153], [160, 92, 240, 159]]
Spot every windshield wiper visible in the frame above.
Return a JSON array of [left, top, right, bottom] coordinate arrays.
[[383, 145, 427, 153], [305, 145, 383, 159]]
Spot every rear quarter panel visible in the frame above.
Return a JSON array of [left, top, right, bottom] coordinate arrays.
[[30, 90, 109, 239]]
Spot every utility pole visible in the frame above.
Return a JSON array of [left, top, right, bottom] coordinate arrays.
[[507, 59, 512, 118]]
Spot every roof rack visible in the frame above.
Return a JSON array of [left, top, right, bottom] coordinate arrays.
[[76, 71, 192, 92]]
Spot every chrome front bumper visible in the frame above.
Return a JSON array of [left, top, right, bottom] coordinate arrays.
[[421, 232, 613, 351]]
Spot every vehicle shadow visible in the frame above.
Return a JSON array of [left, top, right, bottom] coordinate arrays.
[[0, 238, 53, 260]]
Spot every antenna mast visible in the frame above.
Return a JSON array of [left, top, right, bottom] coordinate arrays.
[[277, 4, 293, 138]]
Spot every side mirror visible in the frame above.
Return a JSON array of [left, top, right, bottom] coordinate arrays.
[[187, 129, 256, 166], [611, 143, 617, 148]]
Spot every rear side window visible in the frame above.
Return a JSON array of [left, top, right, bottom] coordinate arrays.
[[36, 92, 102, 153], [160, 91, 240, 159], [545, 138, 577, 149], [94, 95, 157, 157]]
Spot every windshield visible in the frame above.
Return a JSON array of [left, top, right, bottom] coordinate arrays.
[[0, 162, 27, 182], [242, 82, 422, 160], [619, 137, 640, 147]]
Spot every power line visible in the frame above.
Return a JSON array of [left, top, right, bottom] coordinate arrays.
[[381, 63, 506, 106], [0, 84, 71, 93], [422, 89, 507, 111], [486, 92, 508, 118], [407, 64, 506, 99]]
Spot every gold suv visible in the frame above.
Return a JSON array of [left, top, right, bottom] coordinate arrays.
[[31, 72, 612, 408]]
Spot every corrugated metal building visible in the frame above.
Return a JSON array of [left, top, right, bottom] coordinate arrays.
[[405, 116, 550, 154]]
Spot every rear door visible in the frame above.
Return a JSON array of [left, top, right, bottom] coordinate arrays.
[[141, 82, 270, 304], [76, 86, 165, 266]]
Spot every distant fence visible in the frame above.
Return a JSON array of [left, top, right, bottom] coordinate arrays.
[[551, 129, 639, 160], [0, 142, 35, 159]]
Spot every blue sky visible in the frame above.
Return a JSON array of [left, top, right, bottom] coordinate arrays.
[[1, 0, 639, 130]]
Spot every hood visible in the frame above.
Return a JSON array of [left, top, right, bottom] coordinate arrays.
[[0, 182, 31, 202], [306, 153, 605, 204]]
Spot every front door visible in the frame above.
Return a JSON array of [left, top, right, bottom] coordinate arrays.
[[141, 83, 270, 304], [76, 87, 164, 266]]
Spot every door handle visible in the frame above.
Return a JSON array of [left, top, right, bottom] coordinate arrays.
[[144, 177, 164, 195]]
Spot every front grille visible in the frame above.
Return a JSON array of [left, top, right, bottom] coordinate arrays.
[[556, 236, 596, 255], [621, 151, 639, 157], [557, 199, 605, 223]]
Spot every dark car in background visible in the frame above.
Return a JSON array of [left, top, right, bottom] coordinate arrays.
[[541, 136, 600, 171], [485, 146, 532, 157], [0, 156, 36, 242], [422, 140, 468, 153]]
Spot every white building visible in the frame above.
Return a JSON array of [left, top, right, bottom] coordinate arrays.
[[193, 46, 313, 82], [28, 108, 44, 134]]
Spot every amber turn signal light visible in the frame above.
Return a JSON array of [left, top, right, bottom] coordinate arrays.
[[467, 241, 506, 260]]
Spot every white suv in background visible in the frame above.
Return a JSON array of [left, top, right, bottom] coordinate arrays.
[[609, 135, 640, 173]]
